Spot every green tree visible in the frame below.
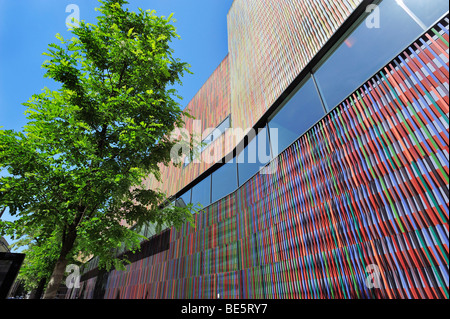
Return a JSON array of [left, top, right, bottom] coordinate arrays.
[[12, 231, 63, 298], [0, 0, 195, 299]]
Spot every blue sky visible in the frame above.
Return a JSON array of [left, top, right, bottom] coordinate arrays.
[[0, 0, 233, 251]]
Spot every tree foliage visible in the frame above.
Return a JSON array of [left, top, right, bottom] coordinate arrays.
[[0, 0, 195, 298], [12, 231, 62, 293]]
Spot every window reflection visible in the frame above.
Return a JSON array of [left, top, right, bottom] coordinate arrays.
[[211, 156, 238, 202], [267, 76, 325, 157], [237, 127, 271, 185], [191, 175, 211, 209], [402, 0, 449, 28], [314, 0, 447, 110], [184, 116, 231, 167], [175, 189, 191, 208]]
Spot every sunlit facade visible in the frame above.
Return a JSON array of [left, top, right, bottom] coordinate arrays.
[[70, 0, 449, 299]]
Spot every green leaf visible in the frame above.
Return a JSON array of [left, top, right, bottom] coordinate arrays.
[[127, 27, 134, 37], [55, 33, 63, 42]]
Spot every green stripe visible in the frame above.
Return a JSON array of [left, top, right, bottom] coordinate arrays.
[[431, 27, 449, 47]]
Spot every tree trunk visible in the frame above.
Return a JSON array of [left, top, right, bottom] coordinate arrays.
[[29, 277, 47, 299], [43, 229, 77, 299], [43, 257, 68, 299]]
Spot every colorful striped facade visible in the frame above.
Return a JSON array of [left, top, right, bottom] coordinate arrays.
[[146, 0, 363, 197], [145, 56, 232, 197], [70, 1, 449, 299], [227, 0, 362, 130]]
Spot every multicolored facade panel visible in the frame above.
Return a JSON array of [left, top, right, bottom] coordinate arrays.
[[72, 18, 449, 299], [147, 0, 363, 199], [146, 55, 231, 197], [183, 55, 231, 135], [227, 0, 362, 131]]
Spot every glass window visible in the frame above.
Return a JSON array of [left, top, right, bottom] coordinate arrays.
[[211, 157, 238, 203], [185, 116, 231, 166], [402, 0, 449, 28], [215, 116, 230, 136], [175, 189, 191, 208], [313, 0, 447, 110], [237, 127, 271, 185], [183, 155, 190, 167], [267, 76, 325, 157], [191, 175, 211, 209], [200, 135, 213, 152], [201, 116, 231, 152]]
